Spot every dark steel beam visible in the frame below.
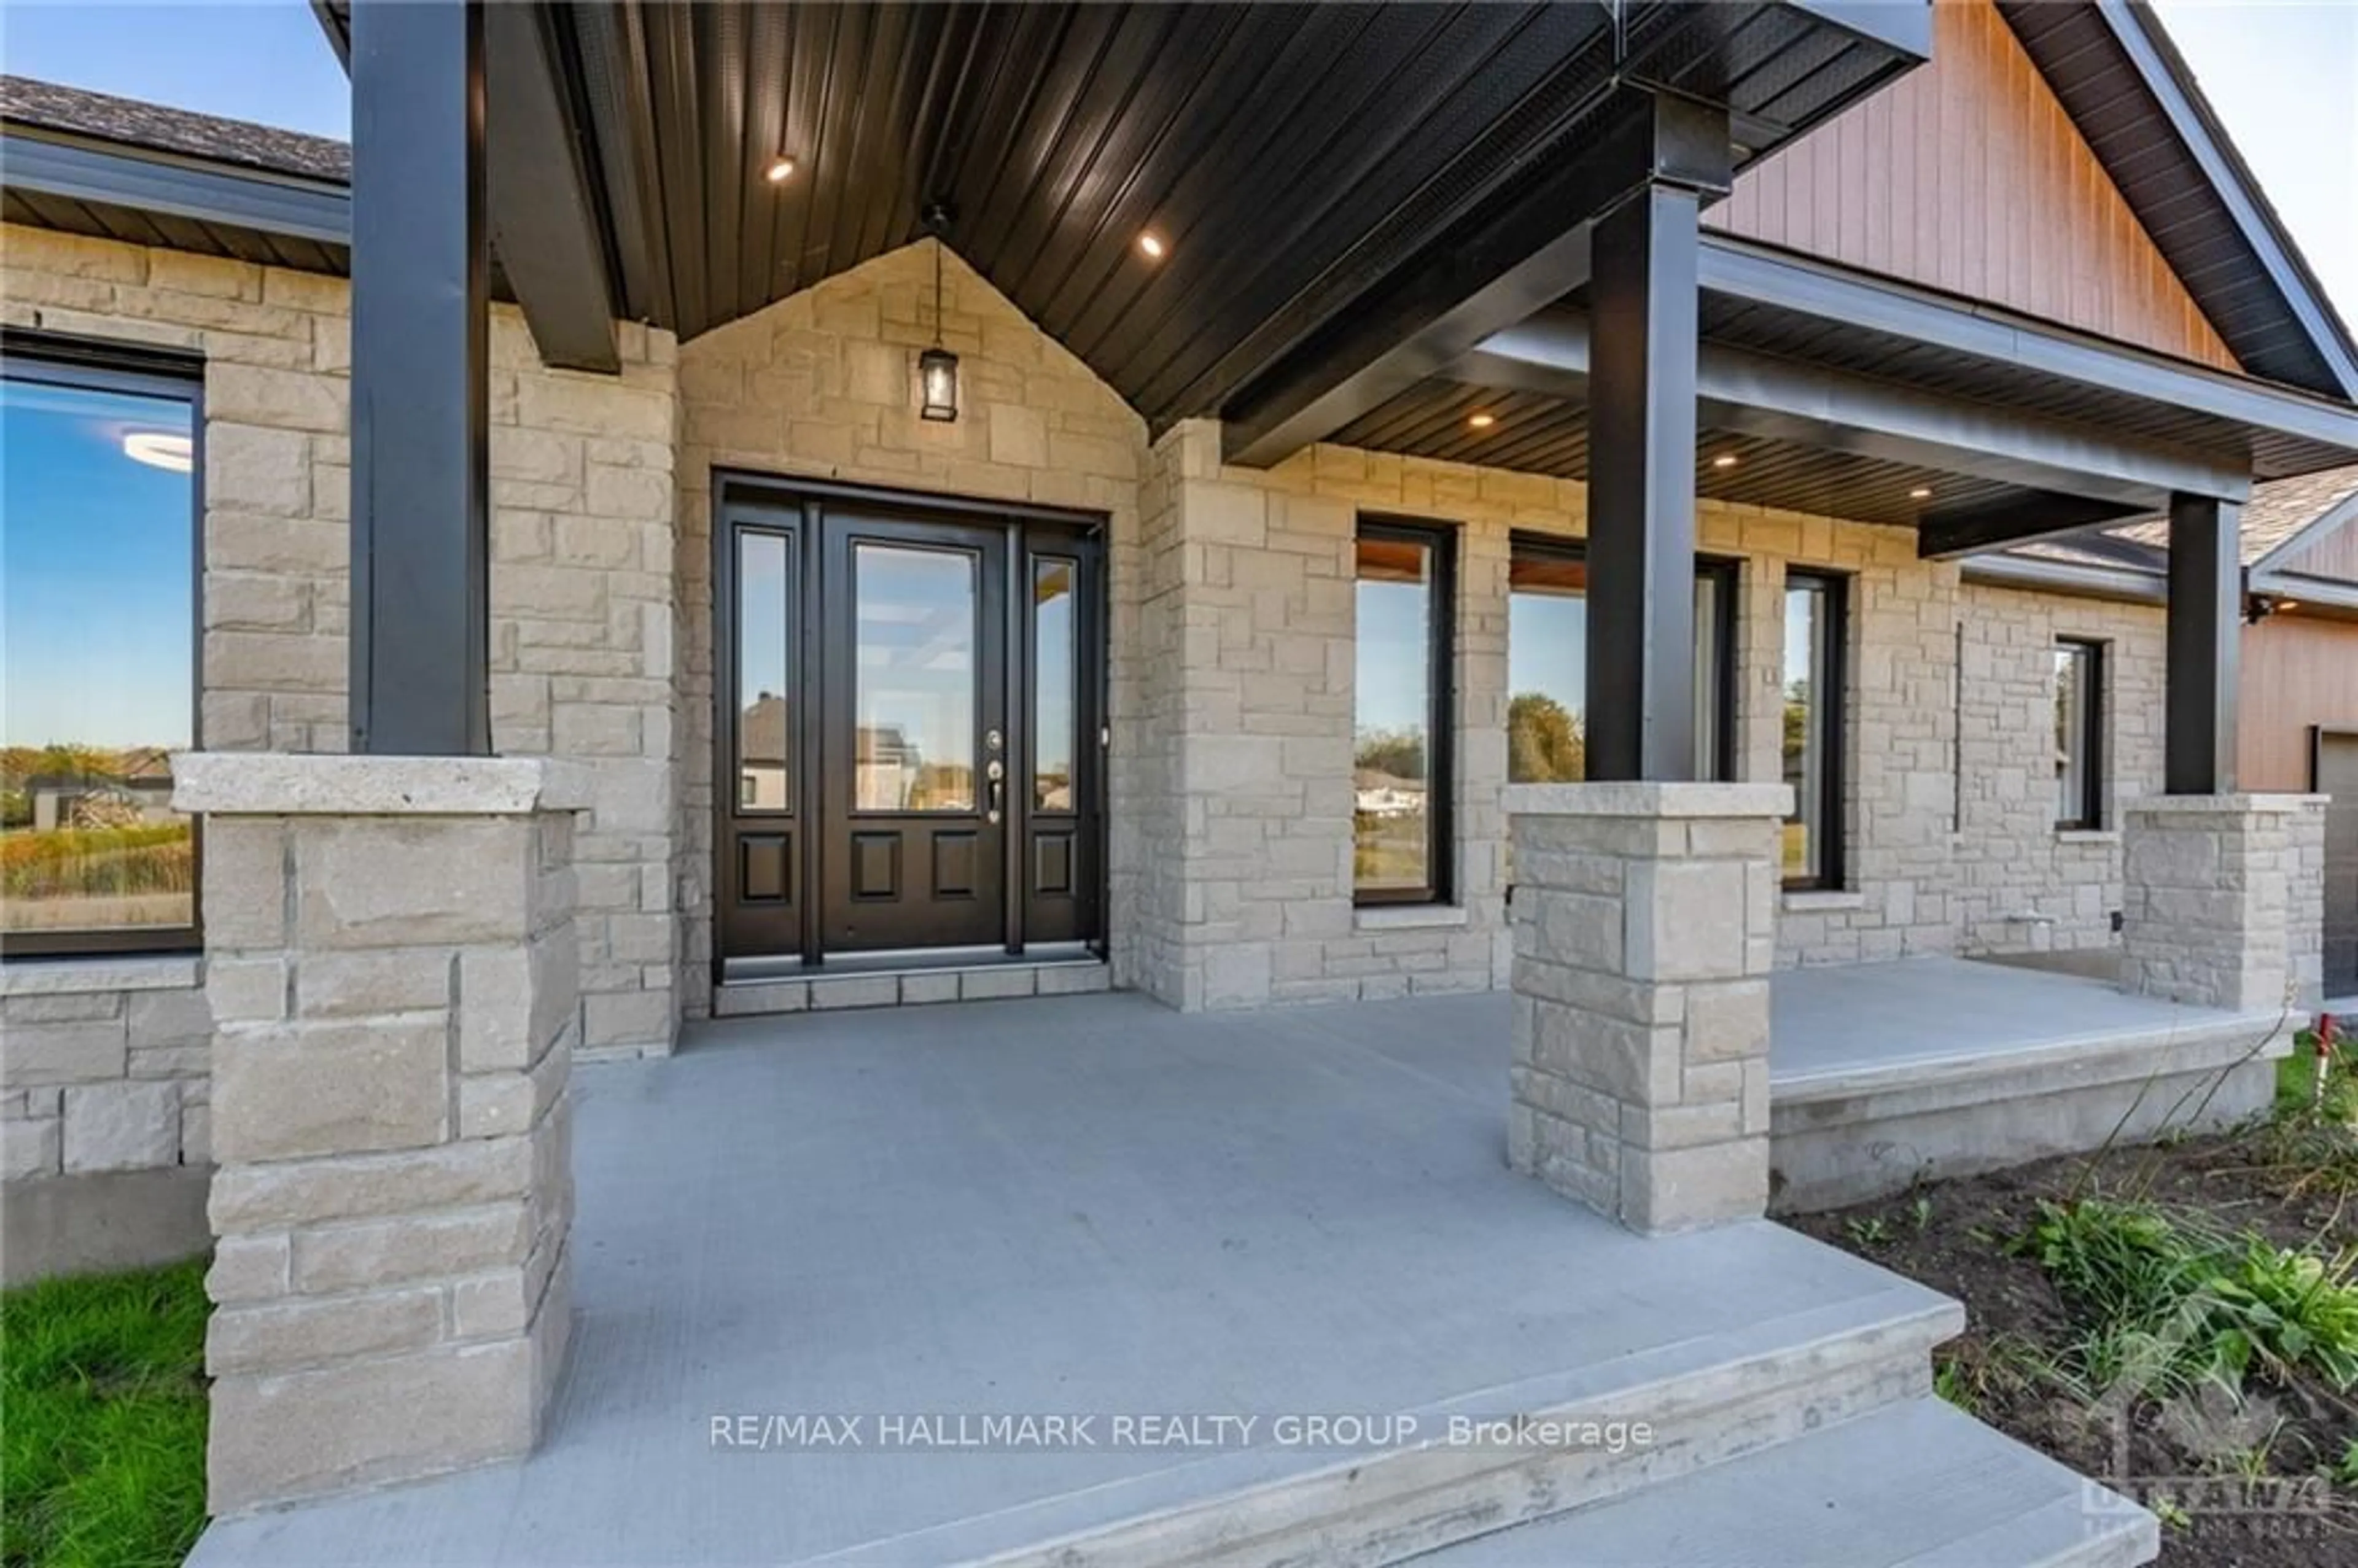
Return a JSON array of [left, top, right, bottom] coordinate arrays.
[[484, 2, 619, 372], [1464, 314, 2251, 519], [348, 0, 491, 756], [1219, 88, 1732, 470], [1915, 493, 2144, 560], [2163, 493, 2241, 795], [1584, 179, 1709, 783], [1697, 236, 2358, 454]]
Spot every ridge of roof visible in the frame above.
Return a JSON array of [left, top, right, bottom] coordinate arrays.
[[0, 74, 349, 185]]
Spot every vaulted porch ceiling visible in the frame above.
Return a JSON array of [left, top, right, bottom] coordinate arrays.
[[320, 1, 1930, 429]]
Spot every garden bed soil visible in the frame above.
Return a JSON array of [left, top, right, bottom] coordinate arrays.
[[1791, 1132, 2357, 1568]]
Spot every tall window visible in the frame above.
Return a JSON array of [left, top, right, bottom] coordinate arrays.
[[1505, 538, 1736, 783], [2, 340, 201, 955], [2053, 639, 2104, 829], [1781, 572, 1845, 889], [1354, 519, 1453, 904]]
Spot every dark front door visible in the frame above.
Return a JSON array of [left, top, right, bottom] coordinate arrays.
[[819, 516, 1008, 953], [714, 479, 1104, 972]]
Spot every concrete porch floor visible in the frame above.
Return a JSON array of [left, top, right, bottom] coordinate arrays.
[[195, 988, 1980, 1567], [1767, 953, 2280, 1089]]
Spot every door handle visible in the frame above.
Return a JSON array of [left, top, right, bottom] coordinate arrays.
[[987, 775, 1002, 825]]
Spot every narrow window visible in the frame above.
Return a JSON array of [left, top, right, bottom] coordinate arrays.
[[2053, 639, 2104, 829], [1032, 557, 1076, 813], [735, 529, 792, 813], [2, 340, 201, 955], [1354, 519, 1453, 904], [1781, 573, 1846, 889], [1504, 537, 1735, 783]]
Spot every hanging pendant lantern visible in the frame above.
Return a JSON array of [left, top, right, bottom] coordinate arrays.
[[919, 344, 959, 422], [918, 205, 959, 422]]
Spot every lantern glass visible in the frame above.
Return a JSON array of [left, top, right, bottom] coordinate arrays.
[[919, 347, 960, 422]]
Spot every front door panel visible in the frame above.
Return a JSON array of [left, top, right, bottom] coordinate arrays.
[[715, 481, 1101, 972], [819, 519, 1008, 953]]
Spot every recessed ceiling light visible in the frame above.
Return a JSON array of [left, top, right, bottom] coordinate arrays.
[[1137, 231, 1168, 260], [1468, 412, 1496, 429], [765, 156, 797, 184], [1711, 453, 1738, 470], [1909, 486, 1932, 500]]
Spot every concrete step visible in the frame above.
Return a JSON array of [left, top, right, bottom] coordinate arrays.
[[1403, 1397, 2157, 1568], [845, 1278, 1965, 1568]]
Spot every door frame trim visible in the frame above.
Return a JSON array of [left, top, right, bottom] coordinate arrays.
[[2308, 724, 2358, 794], [709, 468, 1111, 985]]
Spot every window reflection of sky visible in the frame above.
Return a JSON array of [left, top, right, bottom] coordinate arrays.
[[855, 546, 975, 809], [2, 381, 194, 748]]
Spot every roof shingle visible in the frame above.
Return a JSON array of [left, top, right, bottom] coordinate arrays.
[[0, 74, 348, 184]]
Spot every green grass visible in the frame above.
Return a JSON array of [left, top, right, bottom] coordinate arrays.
[[2, 1260, 209, 1568]]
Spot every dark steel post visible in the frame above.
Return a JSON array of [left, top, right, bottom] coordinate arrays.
[[1584, 181, 1704, 781], [2163, 492, 2241, 794], [348, 0, 490, 755]]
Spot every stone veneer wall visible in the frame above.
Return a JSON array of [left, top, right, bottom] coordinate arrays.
[[1124, 430, 2250, 999], [1140, 421, 1986, 1004], [1952, 581, 2166, 956], [668, 241, 1150, 1017], [1, 223, 2297, 1044], [0, 223, 683, 1071], [0, 223, 682, 1272]]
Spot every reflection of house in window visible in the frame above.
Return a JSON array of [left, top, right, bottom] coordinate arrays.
[[1353, 767, 1426, 818], [856, 724, 975, 812], [855, 723, 917, 810], [738, 693, 788, 810], [28, 747, 178, 830]]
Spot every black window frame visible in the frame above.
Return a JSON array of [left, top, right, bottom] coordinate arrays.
[[1781, 570, 1848, 892], [2053, 637, 2106, 832], [1353, 514, 1457, 907], [1504, 533, 1740, 784], [0, 330, 206, 960]]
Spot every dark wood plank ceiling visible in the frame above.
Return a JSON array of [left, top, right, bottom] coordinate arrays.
[[1332, 375, 2025, 530], [1693, 292, 2346, 481], [557, 1, 1921, 431]]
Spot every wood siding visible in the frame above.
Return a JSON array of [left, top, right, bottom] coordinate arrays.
[[1708, 0, 2240, 371], [2238, 614, 2358, 791]]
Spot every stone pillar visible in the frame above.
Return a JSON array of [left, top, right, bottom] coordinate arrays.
[[2123, 794, 2328, 1012], [1505, 782, 1788, 1234], [172, 754, 586, 1513]]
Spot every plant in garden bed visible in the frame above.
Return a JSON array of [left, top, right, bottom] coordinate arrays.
[[2027, 1197, 2358, 1397]]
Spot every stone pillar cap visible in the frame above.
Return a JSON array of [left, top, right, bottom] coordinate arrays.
[[1503, 781, 1794, 820], [171, 753, 595, 816]]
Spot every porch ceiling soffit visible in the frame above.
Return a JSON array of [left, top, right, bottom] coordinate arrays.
[[449, 1, 1926, 435], [0, 123, 351, 274], [1459, 311, 2249, 513]]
